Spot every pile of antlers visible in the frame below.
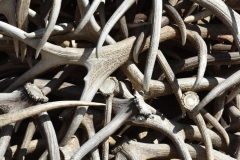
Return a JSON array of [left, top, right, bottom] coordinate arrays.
[[0, 0, 240, 159]]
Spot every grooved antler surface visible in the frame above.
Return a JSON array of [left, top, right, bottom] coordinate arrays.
[[0, 0, 240, 160]]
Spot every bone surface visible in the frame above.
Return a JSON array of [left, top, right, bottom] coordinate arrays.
[[0, 1, 240, 160]]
